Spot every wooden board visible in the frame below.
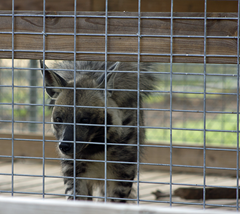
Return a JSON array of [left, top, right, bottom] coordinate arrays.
[[0, 0, 238, 12], [0, 133, 239, 176], [0, 11, 238, 64], [142, 145, 239, 176], [0, 133, 57, 158]]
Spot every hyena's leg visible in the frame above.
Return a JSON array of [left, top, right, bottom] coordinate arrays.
[[64, 178, 90, 200], [107, 164, 136, 203], [62, 161, 93, 200]]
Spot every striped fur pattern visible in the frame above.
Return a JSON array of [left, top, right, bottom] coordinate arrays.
[[40, 61, 158, 202]]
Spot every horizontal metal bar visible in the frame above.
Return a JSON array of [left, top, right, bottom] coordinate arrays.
[[1, 119, 239, 133], [1, 47, 240, 58], [0, 12, 238, 20], [1, 30, 238, 39], [170, 201, 236, 208]]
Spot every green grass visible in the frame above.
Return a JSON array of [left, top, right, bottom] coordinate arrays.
[[146, 113, 239, 147]]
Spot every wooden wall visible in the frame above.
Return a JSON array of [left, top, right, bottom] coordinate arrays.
[[0, 11, 238, 63], [0, 1, 238, 62], [0, 0, 238, 12]]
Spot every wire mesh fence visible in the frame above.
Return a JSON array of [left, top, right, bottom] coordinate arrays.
[[0, 0, 240, 211]]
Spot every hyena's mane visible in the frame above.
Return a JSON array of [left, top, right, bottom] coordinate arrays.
[[53, 61, 157, 108]]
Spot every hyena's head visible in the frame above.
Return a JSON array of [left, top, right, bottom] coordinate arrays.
[[40, 61, 122, 157]]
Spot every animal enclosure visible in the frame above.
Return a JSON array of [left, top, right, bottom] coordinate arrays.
[[0, 0, 240, 212]]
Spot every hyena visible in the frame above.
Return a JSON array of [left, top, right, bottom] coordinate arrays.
[[40, 60, 158, 202]]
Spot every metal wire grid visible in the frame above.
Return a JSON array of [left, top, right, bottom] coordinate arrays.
[[0, 0, 239, 210], [236, 0, 240, 209]]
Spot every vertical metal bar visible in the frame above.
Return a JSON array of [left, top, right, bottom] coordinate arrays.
[[203, 0, 207, 209], [42, 0, 46, 199], [73, 0, 77, 200], [169, 0, 174, 207], [104, 0, 108, 203], [163, 63, 169, 142], [29, 60, 38, 133], [182, 64, 187, 144], [11, 0, 15, 197], [136, 0, 141, 205], [236, 0, 240, 210], [220, 69, 226, 146]]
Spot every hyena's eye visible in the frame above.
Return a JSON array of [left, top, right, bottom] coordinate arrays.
[[55, 117, 63, 123], [80, 118, 90, 123]]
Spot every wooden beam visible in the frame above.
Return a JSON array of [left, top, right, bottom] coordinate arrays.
[[0, 0, 238, 12], [0, 133, 238, 176], [142, 145, 239, 176], [0, 0, 93, 11], [0, 11, 238, 63], [0, 133, 57, 159]]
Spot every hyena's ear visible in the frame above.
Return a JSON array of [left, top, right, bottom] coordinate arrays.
[[96, 62, 119, 97], [40, 60, 67, 98]]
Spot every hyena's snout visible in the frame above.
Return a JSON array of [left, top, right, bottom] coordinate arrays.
[[58, 125, 88, 155], [58, 125, 74, 155], [59, 141, 73, 154]]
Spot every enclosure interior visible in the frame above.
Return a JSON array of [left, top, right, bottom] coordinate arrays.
[[0, 0, 240, 211]]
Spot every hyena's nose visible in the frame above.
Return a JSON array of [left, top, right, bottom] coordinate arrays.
[[59, 142, 72, 154]]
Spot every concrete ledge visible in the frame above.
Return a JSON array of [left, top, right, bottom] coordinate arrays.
[[0, 196, 235, 214]]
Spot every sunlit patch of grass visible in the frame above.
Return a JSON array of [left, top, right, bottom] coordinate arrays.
[[146, 113, 239, 147]]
